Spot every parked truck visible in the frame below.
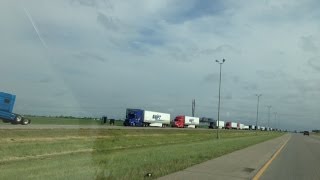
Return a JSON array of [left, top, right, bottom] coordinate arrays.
[[209, 120, 225, 129], [225, 122, 237, 129], [123, 109, 170, 127], [172, 115, 199, 128], [0, 92, 30, 125]]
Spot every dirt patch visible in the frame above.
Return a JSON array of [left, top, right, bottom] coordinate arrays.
[[1, 134, 189, 143], [0, 149, 94, 164], [0, 136, 112, 143]]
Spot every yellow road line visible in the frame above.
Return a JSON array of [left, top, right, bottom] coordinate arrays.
[[252, 136, 290, 180]]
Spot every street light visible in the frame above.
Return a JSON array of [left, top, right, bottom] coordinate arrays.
[[255, 94, 262, 131], [215, 59, 226, 139], [274, 112, 278, 130], [267, 105, 272, 130]]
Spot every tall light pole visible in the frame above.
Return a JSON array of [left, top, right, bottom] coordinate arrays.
[[267, 105, 272, 130], [216, 59, 225, 139], [255, 94, 262, 131], [192, 99, 195, 117], [274, 112, 278, 130]]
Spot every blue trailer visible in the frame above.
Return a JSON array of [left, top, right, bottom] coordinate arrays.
[[0, 92, 30, 125]]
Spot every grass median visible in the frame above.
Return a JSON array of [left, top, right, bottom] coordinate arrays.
[[0, 128, 284, 180]]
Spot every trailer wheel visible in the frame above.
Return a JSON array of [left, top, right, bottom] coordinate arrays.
[[15, 115, 22, 123], [21, 118, 30, 125]]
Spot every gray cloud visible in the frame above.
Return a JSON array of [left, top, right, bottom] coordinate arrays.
[[232, 76, 240, 84], [73, 52, 108, 63], [256, 69, 287, 80], [200, 45, 241, 56], [223, 93, 233, 100], [38, 77, 53, 84], [2, 0, 320, 131], [97, 12, 119, 31], [308, 57, 320, 72], [300, 36, 318, 53], [256, 70, 276, 79], [203, 73, 220, 83], [70, 0, 113, 9], [53, 91, 67, 97], [167, 47, 194, 62], [243, 82, 258, 91]]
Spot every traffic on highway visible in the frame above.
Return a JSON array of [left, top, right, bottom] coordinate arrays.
[[1, 0, 320, 179]]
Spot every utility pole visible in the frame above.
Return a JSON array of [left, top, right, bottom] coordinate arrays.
[[215, 59, 226, 139], [274, 112, 278, 130], [267, 105, 272, 130], [255, 94, 262, 131], [192, 99, 195, 117]]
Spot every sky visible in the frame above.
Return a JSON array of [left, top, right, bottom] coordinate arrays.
[[1, 0, 320, 131]]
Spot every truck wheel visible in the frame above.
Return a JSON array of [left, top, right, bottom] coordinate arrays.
[[15, 115, 22, 123], [21, 118, 30, 125]]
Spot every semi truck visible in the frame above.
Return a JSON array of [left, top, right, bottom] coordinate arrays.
[[249, 125, 256, 130], [173, 115, 199, 128], [239, 123, 245, 130], [209, 120, 225, 129], [0, 92, 30, 125], [225, 122, 237, 129], [123, 109, 170, 127]]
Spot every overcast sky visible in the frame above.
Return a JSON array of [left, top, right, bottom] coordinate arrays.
[[1, 0, 320, 131]]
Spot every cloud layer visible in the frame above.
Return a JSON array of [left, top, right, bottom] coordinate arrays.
[[1, 0, 320, 131]]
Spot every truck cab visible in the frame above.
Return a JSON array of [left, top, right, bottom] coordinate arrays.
[[172, 115, 184, 128], [0, 92, 30, 125], [124, 109, 144, 127]]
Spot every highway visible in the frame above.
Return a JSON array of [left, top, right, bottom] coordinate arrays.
[[0, 124, 210, 130], [260, 133, 320, 180]]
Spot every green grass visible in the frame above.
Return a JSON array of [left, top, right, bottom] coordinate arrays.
[[0, 116, 124, 126], [0, 129, 284, 180]]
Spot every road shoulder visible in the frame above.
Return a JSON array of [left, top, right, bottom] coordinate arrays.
[[158, 134, 291, 180]]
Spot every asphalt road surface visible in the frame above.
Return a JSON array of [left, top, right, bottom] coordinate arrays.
[[260, 133, 320, 180]]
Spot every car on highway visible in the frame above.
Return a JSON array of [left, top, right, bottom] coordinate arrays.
[[303, 131, 309, 136]]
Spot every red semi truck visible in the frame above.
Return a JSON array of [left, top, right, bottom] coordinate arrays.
[[225, 122, 237, 129], [172, 115, 200, 128]]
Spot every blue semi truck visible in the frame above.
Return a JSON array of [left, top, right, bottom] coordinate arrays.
[[0, 92, 31, 125], [124, 109, 171, 127]]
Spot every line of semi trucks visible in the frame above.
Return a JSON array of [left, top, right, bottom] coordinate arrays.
[[0, 91, 276, 130], [123, 108, 276, 131]]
